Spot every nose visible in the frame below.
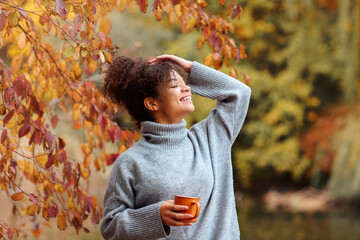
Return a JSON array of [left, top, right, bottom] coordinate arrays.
[[181, 84, 191, 92]]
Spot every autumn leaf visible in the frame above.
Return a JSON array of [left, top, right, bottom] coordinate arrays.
[[55, 0, 67, 17], [11, 53, 23, 73], [219, 0, 226, 6], [203, 53, 213, 67], [8, 12, 18, 27], [243, 73, 250, 85], [99, 17, 111, 35], [62, 47, 75, 59], [3, 109, 15, 126], [17, 32, 27, 50], [0, 11, 6, 31], [26, 204, 37, 215], [139, 0, 148, 13], [19, 123, 31, 137], [1, 130, 7, 143], [11, 192, 24, 201], [29, 193, 39, 204], [48, 206, 58, 218], [57, 212, 67, 230], [185, 18, 196, 32]]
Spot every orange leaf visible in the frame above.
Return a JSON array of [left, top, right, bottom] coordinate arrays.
[[203, 53, 213, 67], [11, 53, 23, 73], [57, 212, 67, 230], [219, 0, 226, 6], [154, 7, 163, 21], [243, 73, 250, 85], [229, 68, 238, 79], [99, 17, 111, 35], [26, 204, 37, 215], [11, 192, 24, 201]]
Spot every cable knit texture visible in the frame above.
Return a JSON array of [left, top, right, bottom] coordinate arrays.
[[101, 62, 251, 240]]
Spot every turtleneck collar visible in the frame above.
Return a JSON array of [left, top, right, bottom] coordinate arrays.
[[140, 119, 188, 150]]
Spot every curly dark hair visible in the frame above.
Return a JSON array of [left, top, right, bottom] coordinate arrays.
[[103, 56, 187, 127]]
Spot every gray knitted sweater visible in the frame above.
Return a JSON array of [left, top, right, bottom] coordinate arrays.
[[101, 62, 251, 240]]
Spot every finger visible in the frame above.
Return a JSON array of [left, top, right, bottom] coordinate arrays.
[[164, 217, 193, 227], [167, 204, 189, 212]]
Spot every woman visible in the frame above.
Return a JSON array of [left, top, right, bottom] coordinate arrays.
[[101, 55, 251, 239]]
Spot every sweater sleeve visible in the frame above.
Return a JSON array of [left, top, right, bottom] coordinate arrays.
[[188, 61, 251, 144], [100, 157, 170, 240]]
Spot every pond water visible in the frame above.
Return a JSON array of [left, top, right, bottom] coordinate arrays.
[[238, 199, 360, 240]]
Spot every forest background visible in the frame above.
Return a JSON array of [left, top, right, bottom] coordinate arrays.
[[0, 0, 359, 239]]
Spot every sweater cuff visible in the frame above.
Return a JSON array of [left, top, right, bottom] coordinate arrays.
[[128, 201, 170, 239]]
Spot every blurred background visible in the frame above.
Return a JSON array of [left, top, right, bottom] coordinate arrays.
[[1, 0, 360, 239]]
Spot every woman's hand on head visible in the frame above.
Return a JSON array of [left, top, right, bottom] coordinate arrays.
[[148, 55, 193, 73], [160, 200, 194, 227]]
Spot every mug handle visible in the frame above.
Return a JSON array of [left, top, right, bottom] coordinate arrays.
[[191, 201, 200, 219]]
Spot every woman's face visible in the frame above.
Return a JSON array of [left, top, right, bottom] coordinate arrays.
[[152, 70, 195, 124]]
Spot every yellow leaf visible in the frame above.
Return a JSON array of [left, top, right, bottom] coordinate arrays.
[[36, 154, 47, 168], [88, 59, 97, 72], [197, 35, 205, 49], [174, 5, 182, 18], [57, 212, 67, 230], [17, 32, 27, 49], [68, 197, 74, 210], [185, 18, 196, 32], [99, 17, 111, 35], [11, 53, 24, 73], [81, 142, 92, 155], [27, 204, 37, 215], [99, 51, 105, 63], [103, 51, 112, 63]]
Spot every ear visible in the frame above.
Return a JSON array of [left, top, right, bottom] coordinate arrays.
[[144, 97, 159, 111]]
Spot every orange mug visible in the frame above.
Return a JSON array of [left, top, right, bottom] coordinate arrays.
[[174, 195, 200, 223]]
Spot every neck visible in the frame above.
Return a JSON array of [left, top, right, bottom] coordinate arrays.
[[141, 120, 187, 150]]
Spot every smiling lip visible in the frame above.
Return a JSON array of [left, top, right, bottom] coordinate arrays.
[[180, 95, 192, 102]]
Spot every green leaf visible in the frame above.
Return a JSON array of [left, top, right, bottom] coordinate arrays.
[[62, 46, 75, 58]]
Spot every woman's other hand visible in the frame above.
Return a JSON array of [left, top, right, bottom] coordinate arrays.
[[148, 55, 193, 73], [160, 200, 194, 227]]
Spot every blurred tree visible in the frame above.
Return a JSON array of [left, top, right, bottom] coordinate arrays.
[[231, 0, 359, 189]]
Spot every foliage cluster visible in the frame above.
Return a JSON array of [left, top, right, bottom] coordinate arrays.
[[0, 0, 247, 238]]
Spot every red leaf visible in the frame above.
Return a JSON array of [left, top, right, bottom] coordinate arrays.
[[219, 0, 226, 6], [55, 0, 67, 17], [231, 4, 243, 19], [106, 153, 119, 166], [19, 123, 31, 137], [0, 11, 6, 31], [1, 129, 7, 143], [29, 193, 39, 204], [110, 125, 121, 143], [48, 206, 58, 218], [4, 87, 13, 103], [44, 132, 55, 145], [7, 227, 13, 239], [152, 0, 159, 11], [51, 115, 58, 128], [58, 137, 66, 150], [139, 0, 148, 13], [45, 155, 54, 169], [3, 109, 15, 126]]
